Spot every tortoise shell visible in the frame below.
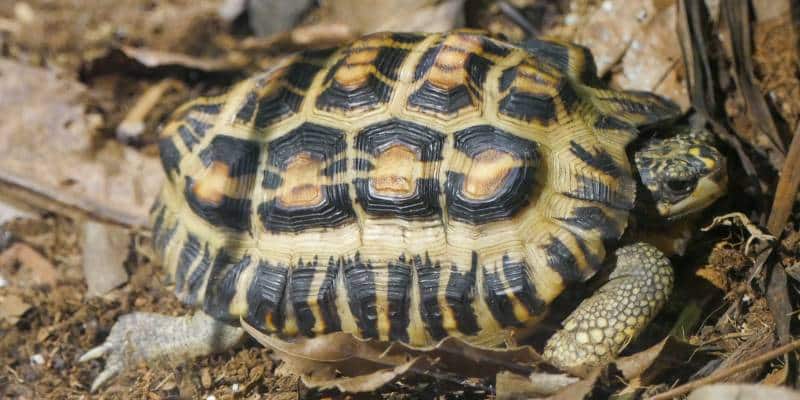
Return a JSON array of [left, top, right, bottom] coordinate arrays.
[[151, 31, 680, 346]]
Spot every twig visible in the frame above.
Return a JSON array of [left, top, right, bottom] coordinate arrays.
[[117, 79, 181, 142], [767, 123, 800, 236], [647, 339, 800, 400], [497, 1, 538, 37]]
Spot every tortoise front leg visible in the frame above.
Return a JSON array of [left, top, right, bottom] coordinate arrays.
[[542, 243, 673, 375], [80, 311, 245, 392]]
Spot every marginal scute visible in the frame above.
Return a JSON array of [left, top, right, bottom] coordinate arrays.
[[290, 257, 340, 336], [245, 261, 288, 332]]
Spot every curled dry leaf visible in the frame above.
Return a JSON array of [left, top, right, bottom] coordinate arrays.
[[242, 318, 542, 392], [82, 45, 247, 79]]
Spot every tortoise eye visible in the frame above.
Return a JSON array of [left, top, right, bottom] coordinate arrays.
[[665, 178, 695, 194]]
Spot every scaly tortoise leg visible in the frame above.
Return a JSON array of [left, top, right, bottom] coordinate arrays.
[[80, 311, 245, 392], [542, 243, 674, 375]]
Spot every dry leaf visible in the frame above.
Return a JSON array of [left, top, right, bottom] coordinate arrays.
[[0, 59, 162, 227], [242, 318, 542, 392], [612, 3, 691, 109], [83, 45, 248, 78], [615, 335, 701, 383], [574, 0, 658, 75]]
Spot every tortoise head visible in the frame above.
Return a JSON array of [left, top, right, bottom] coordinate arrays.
[[634, 127, 727, 220]]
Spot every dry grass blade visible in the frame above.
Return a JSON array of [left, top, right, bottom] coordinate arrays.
[[676, 0, 760, 183], [767, 124, 800, 235], [722, 0, 786, 164]]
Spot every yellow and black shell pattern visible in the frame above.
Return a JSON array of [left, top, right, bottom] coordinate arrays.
[[151, 31, 680, 346]]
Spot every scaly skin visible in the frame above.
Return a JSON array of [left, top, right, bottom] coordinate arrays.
[[80, 312, 244, 392], [542, 243, 673, 375]]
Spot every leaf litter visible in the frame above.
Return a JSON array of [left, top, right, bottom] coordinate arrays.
[[2, 0, 800, 398]]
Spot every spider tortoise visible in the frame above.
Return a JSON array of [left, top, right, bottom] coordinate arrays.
[[81, 30, 727, 391]]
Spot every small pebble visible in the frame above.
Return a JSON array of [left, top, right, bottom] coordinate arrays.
[[30, 354, 45, 365], [231, 383, 240, 393], [205, 396, 217, 400]]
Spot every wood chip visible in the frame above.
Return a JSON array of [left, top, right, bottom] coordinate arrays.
[[82, 220, 130, 297], [0, 293, 31, 324]]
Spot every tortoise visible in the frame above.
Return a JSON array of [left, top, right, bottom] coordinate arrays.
[[81, 30, 727, 391]]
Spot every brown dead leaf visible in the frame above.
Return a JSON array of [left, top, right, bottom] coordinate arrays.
[[384, 335, 542, 378], [614, 335, 701, 384], [0, 242, 58, 287], [0, 59, 162, 227], [574, 0, 658, 75], [0, 293, 31, 324], [243, 319, 541, 392], [82, 45, 248, 78], [612, 3, 691, 109]]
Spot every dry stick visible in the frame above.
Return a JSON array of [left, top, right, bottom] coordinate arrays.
[[766, 120, 800, 235], [116, 79, 180, 142], [647, 339, 800, 400]]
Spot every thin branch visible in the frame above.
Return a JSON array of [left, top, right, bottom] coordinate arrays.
[[647, 339, 800, 400]]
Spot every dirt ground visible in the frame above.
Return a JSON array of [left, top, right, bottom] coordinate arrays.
[[1, 0, 800, 399]]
